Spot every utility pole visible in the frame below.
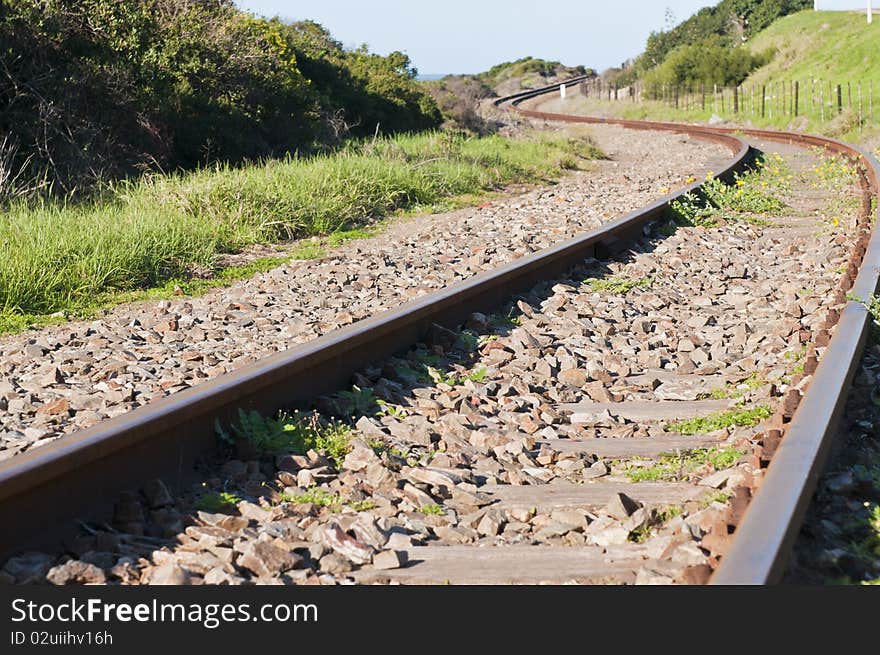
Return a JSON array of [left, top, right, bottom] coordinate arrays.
[[869, 0, 873, 25]]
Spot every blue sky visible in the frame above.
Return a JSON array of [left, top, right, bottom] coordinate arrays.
[[234, 1, 873, 75]]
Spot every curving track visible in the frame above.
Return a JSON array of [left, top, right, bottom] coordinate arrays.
[[505, 79, 880, 583], [1, 78, 877, 585]]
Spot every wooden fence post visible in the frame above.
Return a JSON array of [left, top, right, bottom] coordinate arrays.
[[794, 81, 799, 117], [761, 85, 766, 118], [837, 84, 843, 114], [858, 81, 863, 132]]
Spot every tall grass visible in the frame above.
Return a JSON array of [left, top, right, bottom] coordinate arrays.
[[0, 130, 598, 320]]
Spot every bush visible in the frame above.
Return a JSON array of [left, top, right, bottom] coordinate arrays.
[[0, 1, 441, 196], [642, 38, 772, 94], [422, 76, 497, 134]]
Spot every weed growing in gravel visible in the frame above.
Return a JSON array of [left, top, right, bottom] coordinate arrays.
[[217, 409, 352, 466], [585, 276, 653, 294], [628, 506, 683, 543], [334, 386, 380, 418], [281, 487, 375, 512], [848, 292, 880, 341], [700, 489, 733, 508], [621, 447, 744, 482], [195, 491, 242, 513], [665, 405, 771, 435], [376, 399, 408, 419], [426, 365, 488, 386], [457, 330, 480, 352], [418, 504, 445, 515], [489, 311, 521, 329], [669, 158, 787, 228], [827, 500, 880, 583], [806, 152, 862, 229], [705, 374, 765, 400]]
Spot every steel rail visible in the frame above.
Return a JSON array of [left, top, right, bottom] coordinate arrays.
[[501, 81, 880, 585], [0, 101, 749, 559]]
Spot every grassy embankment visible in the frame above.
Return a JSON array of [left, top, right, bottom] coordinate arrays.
[[540, 11, 880, 145], [0, 130, 600, 334]]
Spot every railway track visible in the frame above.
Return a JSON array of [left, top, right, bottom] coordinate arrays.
[[1, 78, 878, 586]]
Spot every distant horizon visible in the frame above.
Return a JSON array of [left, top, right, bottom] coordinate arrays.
[[234, 1, 868, 75]]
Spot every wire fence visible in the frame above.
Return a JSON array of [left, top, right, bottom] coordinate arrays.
[[578, 77, 877, 131]]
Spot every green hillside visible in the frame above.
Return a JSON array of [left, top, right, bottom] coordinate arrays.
[[745, 10, 880, 84], [548, 9, 880, 145]]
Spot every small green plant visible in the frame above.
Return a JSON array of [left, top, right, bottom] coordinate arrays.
[[665, 406, 771, 435], [334, 385, 380, 418], [628, 506, 683, 543], [669, 164, 786, 229], [700, 490, 733, 508], [195, 491, 242, 513], [418, 504, 444, 515], [279, 487, 376, 512], [669, 191, 719, 227], [457, 331, 480, 351], [282, 487, 341, 507], [350, 499, 378, 512], [706, 374, 765, 400], [426, 366, 460, 386], [465, 367, 489, 383], [376, 399, 408, 419], [848, 292, 880, 342], [622, 447, 744, 482], [216, 409, 352, 466], [585, 276, 653, 294]]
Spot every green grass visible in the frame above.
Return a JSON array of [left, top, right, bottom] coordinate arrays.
[[622, 447, 744, 482], [0, 130, 601, 332], [745, 11, 880, 94], [665, 406, 772, 435], [585, 276, 653, 294], [0, 253, 294, 335]]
